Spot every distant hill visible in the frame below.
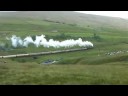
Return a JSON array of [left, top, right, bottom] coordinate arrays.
[[0, 11, 128, 30]]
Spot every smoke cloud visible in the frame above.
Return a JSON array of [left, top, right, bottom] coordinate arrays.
[[9, 34, 94, 48]]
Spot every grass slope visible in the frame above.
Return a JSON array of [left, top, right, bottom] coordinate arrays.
[[0, 11, 128, 84], [1, 11, 128, 30], [1, 60, 128, 85]]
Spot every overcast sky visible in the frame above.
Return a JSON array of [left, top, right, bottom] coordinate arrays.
[[75, 11, 128, 19], [1, 11, 128, 19]]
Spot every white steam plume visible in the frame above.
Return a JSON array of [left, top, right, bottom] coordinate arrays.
[[10, 34, 94, 48]]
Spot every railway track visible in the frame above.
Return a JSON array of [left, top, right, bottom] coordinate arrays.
[[0, 48, 91, 58]]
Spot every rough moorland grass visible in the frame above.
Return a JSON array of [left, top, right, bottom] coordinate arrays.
[[1, 16, 128, 84], [0, 60, 128, 85]]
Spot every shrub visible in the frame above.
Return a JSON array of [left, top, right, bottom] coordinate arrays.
[[32, 35, 36, 41], [93, 33, 102, 41]]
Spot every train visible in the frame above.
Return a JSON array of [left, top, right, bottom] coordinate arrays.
[[0, 47, 92, 59]]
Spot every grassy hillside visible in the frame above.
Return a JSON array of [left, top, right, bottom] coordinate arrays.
[[1, 11, 128, 30], [0, 11, 128, 84]]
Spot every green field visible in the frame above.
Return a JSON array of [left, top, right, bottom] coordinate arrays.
[[0, 12, 128, 84], [1, 61, 128, 85]]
